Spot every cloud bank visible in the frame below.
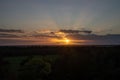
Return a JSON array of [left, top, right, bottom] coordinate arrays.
[[0, 28, 120, 45], [0, 28, 24, 33]]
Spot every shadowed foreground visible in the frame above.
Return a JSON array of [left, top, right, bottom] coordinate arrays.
[[0, 45, 120, 80]]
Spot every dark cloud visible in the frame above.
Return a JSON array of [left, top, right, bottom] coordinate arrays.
[[0, 33, 20, 38], [59, 29, 92, 34], [0, 28, 120, 45], [32, 34, 62, 39], [0, 28, 24, 33], [32, 30, 64, 39], [0, 38, 39, 46]]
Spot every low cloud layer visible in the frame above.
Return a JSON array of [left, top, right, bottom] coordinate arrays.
[[0, 28, 120, 45], [0, 33, 20, 38], [0, 28, 24, 33], [59, 29, 92, 34]]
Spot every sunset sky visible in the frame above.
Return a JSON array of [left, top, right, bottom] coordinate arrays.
[[0, 0, 120, 45]]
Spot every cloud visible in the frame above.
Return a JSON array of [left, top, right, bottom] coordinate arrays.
[[0, 28, 24, 33], [33, 29, 93, 40], [0, 37, 57, 46], [0, 28, 25, 39], [32, 34, 59, 38], [59, 29, 92, 34], [0, 38, 37, 46], [33, 29, 64, 39], [0, 28, 120, 45], [0, 33, 20, 38]]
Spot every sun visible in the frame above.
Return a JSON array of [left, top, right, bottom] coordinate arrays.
[[64, 38, 70, 44], [51, 38, 71, 44]]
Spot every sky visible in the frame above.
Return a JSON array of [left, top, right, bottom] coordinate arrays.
[[0, 0, 120, 45]]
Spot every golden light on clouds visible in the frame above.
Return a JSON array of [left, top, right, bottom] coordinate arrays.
[[55, 31, 66, 38]]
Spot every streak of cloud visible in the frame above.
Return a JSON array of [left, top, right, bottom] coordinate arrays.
[[59, 29, 92, 34], [0, 28, 24, 33], [0, 33, 20, 38]]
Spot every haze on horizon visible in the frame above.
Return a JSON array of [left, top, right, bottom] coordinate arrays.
[[0, 0, 120, 45]]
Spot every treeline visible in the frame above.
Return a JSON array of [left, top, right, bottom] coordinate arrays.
[[0, 45, 119, 56]]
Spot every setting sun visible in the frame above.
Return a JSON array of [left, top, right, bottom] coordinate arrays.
[[64, 38, 70, 44], [51, 38, 71, 44]]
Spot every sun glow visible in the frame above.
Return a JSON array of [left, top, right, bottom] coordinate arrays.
[[51, 38, 71, 44], [64, 38, 70, 44], [50, 31, 71, 44]]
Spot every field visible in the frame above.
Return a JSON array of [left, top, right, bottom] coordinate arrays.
[[0, 45, 120, 80]]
